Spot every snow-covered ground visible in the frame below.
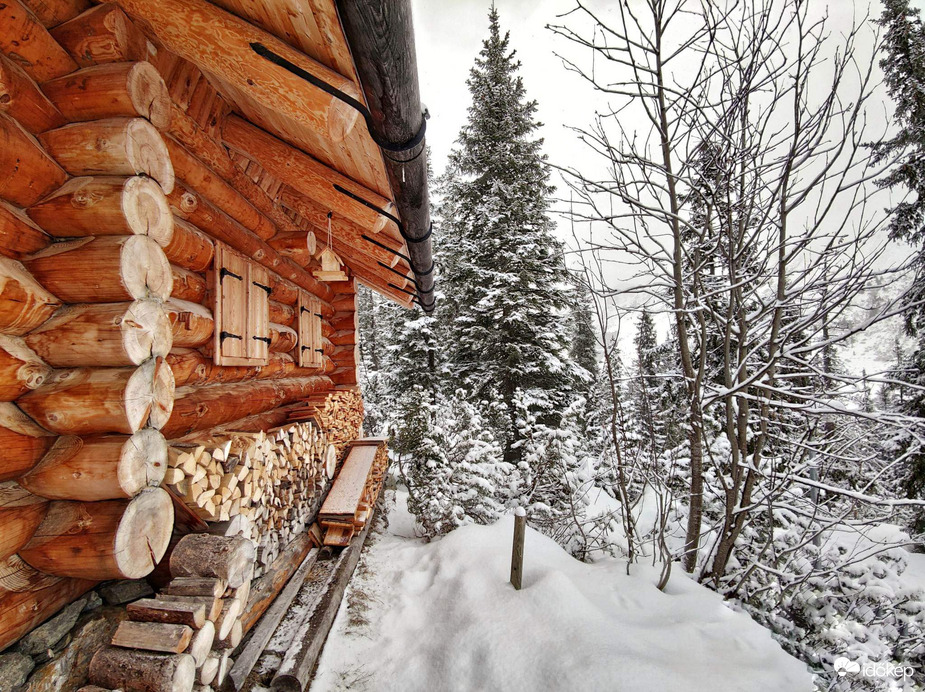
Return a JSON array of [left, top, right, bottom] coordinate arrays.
[[310, 489, 813, 692]]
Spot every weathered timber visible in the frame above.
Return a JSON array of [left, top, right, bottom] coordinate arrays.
[[0, 576, 95, 652], [164, 218, 213, 272], [0, 112, 68, 207], [0, 257, 59, 336], [157, 594, 221, 623], [50, 3, 149, 66], [212, 618, 241, 651], [111, 0, 359, 142], [25, 299, 172, 367], [89, 647, 195, 692], [19, 0, 90, 28], [17, 357, 175, 435], [19, 428, 168, 500], [43, 62, 171, 129], [0, 0, 78, 81], [169, 534, 255, 589], [224, 117, 392, 234], [112, 621, 193, 654], [337, 0, 435, 310], [40, 118, 175, 194], [28, 176, 173, 245], [0, 485, 48, 561], [0, 53, 65, 134], [164, 298, 213, 348], [24, 235, 173, 303], [0, 202, 50, 261], [0, 335, 50, 400], [164, 577, 226, 598], [126, 598, 205, 629], [170, 265, 207, 304], [0, 403, 55, 481], [162, 376, 331, 439], [238, 532, 311, 634], [164, 136, 276, 241], [19, 487, 174, 579]]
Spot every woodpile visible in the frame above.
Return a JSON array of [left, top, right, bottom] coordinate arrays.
[[287, 389, 364, 457], [86, 532, 256, 692], [318, 440, 388, 547]]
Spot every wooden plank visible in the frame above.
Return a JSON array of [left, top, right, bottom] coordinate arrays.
[[111, 620, 194, 654], [318, 445, 376, 518], [247, 263, 270, 361]]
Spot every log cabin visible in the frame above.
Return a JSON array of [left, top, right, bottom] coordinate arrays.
[[0, 0, 432, 678]]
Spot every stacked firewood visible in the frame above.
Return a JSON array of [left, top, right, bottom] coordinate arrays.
[[164, 422, 335, 577], [318, 440, 388, 547], [86, 533, 255, 692], [287, 389, 364, 456]]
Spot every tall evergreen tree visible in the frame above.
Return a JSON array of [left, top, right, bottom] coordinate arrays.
[[440, 5, 574, 464]]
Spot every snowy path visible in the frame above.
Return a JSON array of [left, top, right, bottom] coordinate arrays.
[[310, 490, 813, 692]]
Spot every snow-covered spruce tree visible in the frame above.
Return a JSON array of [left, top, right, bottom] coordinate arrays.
[[439, 6, 575, 468]]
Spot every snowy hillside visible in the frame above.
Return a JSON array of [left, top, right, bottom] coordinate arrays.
[[310, 491, 813, 692]]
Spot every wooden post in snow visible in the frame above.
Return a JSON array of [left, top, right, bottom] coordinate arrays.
[[511, 508, 525, 590]]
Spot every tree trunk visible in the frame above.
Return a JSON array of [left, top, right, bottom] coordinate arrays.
[[169, 534, 254, 589], [25, 235, 173, 303], [0, 0, 78, 81], [0, 257, 60, 336], [0, 402, 55, 481], [50, 3, 149, 67], [163, 218, 213, 272], [0, 201, 51, 260], [111, 621, 193, 654], [42, 62, 171, 129], [0, 335, 51, 399], [17, 357, 175, 435], [20, 487, 174, 579], [0, 53, 66, 134], [25, 299, 172, 367], [164, 298, 213, 348], [40, 118, 175, 194], [0, 112, 68, 208], [0, 485, 48, 561], [19, 428, 168, 500], [28, 176, 173, 245], [89, 646, 195, 692]]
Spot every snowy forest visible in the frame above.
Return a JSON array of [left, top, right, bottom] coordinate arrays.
[[355, 1, 925, 689]]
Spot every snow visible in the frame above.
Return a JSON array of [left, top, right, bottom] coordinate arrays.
[[310, 490, 813, 692]]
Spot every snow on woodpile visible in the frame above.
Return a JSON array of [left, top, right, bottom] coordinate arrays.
[[310, 492, 813, 692]]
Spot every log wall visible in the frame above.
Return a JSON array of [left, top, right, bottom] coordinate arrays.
[[0, 3, 368, 656]]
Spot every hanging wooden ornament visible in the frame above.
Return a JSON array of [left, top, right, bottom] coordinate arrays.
[[314, 212, 348, 281]]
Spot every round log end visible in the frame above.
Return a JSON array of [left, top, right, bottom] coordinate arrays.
[[149, 357, 176, 431], [125, 118, 175, 194], [121, 235, 173, 301], [125, 356, 175, 432], [113, 487, 174, 579], [122, 175, 174, 246], [306, 230, 317, 256], [328, 79, 362, 143], [121, 299, 173, 365], [372, 201, 397, 234], [120, 428, 168, 495], [127, 62, 172, 130]]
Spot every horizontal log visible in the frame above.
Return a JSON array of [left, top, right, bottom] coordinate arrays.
[[0, 257, 60, 336], [330, 312, 358, 333], [0, 201, 50, 261], [20, 487, 174, 579], [164, 298, 213, 348], [269, 300, 295, 328], [329, 368, 357, 387], [126, 598, 205, 629], [25, 299, 172, 368], [113, 0, 359, 142], [0, 0, 78, 81], [0, 576, 96, 652], [239, 532, 311, 634], [329, 330, 356, 347], [0, 112, 68, 208], [0, 53, 66, 134], [28, 176, 173, 245], [0, 402, 55, 481], [19, 428, 168, 500], [51, 3, 149, 66], [25, 235, 172, 303], [0, 485, 48, 561], [0, 335, 51, 400], [17, 357, 175, 435], [89, 646, 195, 692], [170, 534, 254, 589], [166, 348, 254, 388], [43, 61, 171, 129], [19, 0, 91, 28], [111, 620, 193, 654], [163, 218, 213, 272], [164, 577, 226, 598], [162, 376, 332, 439], [268, 322, 297, 353], [170, 265, 206, 304], [40, 118, 175, 194]]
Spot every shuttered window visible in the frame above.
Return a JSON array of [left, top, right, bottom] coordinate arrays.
[[297, 289, 323, 368], [213, 243, 270, 366]]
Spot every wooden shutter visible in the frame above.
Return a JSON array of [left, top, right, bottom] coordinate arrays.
[[297, 289, 323, 368], [213, 243, 270, 366]]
